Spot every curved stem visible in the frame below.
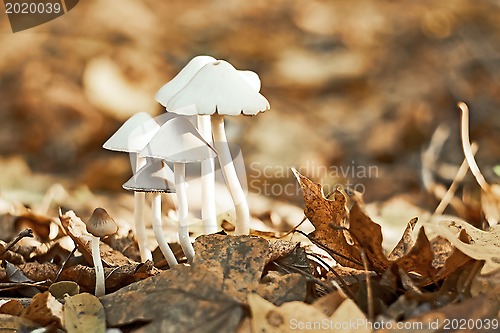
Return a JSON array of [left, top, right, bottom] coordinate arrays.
[[211, 115, 250, 235], [458, 102, 490, 191], [198, 115, 218, 234], [91, 235, 105, 297], [133, 155, 152, 262], [175, 163, 195, 262], [151, 192, 178, 267]]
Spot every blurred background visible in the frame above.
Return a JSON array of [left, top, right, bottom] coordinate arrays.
[[1, 0, 500, 229]]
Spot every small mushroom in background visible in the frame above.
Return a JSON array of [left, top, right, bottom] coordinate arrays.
[[123, 158, 178, 267], [103, 112, 160, 262], [85, 207, 118, 297], [156, 55, 262, 235], [165, 59, 270, 235], [140, 117, 217, 263]]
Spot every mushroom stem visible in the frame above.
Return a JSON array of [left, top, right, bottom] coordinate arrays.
[[197, 115, 218, 234], [458, 102, 490, 191], [133, 154, 152, 262], [151, 192, 178, 267], [211, 114, 250, 235], [90, 235, 105, 297], [174, 163, 195, 262]]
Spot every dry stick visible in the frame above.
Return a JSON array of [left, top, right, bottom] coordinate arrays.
[[434, 143, 478, 216], [272, 261, 334, 293], [278, 216, 307, 239], [306, 252, 356, 300], [360, 249, 374, 323], [0, 229, 33, 256], [55, 246, 78, 282], [295, 230, 364, 267]]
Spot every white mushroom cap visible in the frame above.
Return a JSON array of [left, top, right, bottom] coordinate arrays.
[[238, 70, 261, 91], [86, 208, 118, 238], [155, 56, 217, 107], [122, 158, 175, 193], [156, 56, 263, 111], [139, 117, 216, 163], [103, 112, 160, 153], [166, 60, 270, 116]]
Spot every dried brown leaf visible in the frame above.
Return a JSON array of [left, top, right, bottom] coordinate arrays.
[[348, 201, 389, 272], [0, 299, 24, 316], [388, 217, 418, 260], [193, 234, 270, 303], [0, 313, 39, 331], [60, 261, 156, 293], [424, 219, 500, 273], [21, 291, 63, 328], [248, 293, 369, 333], [394, 228, 436, 279], [256, 271, 306, 305], [292, 169, 362, 269], [101, 264, 243, 333]]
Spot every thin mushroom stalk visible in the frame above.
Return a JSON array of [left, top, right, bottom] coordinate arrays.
[[211, 114, 250, 235], [103, 113, 161, 262], [151, 192, 178, 267], [85, 208, 117, 298], [133, 154, 152, 262], [198, 114, 218, 234], [174, 163, 195, 262], [90, 235, 105, 297], [123, 158, 177, 266], [139, 117, 216, 263]]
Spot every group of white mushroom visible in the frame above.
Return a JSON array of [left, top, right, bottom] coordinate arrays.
[[102, 56, 270, 266]]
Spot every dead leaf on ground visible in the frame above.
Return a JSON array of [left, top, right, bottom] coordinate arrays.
[[424, 219, 500, 273], [387, 217, 418, 260], [101, 264, 243, 333], [292, 169, 362, 269], [248, 293, 370, 333], [193, 235, 270, 303], [63, 292, 106, 333], [0, 313, 39, 331], [60, 261, 156, 294], [21, 291, 63, 328], [0, 299, 24, 316]]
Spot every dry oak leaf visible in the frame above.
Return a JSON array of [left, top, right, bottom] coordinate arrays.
[[292, 169, 363, 269], [424, 219, 500, 273], [248, 293, 370, 333], [293, 170, 466, 282]]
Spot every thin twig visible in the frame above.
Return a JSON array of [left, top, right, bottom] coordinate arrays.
[[0, 229, 33, 256], [306, 252, 356, 300], [295, 230, 364, 267], [272, 261, 334, 293], [55, 246, 78, 282], [279, 216, 307, 239]]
